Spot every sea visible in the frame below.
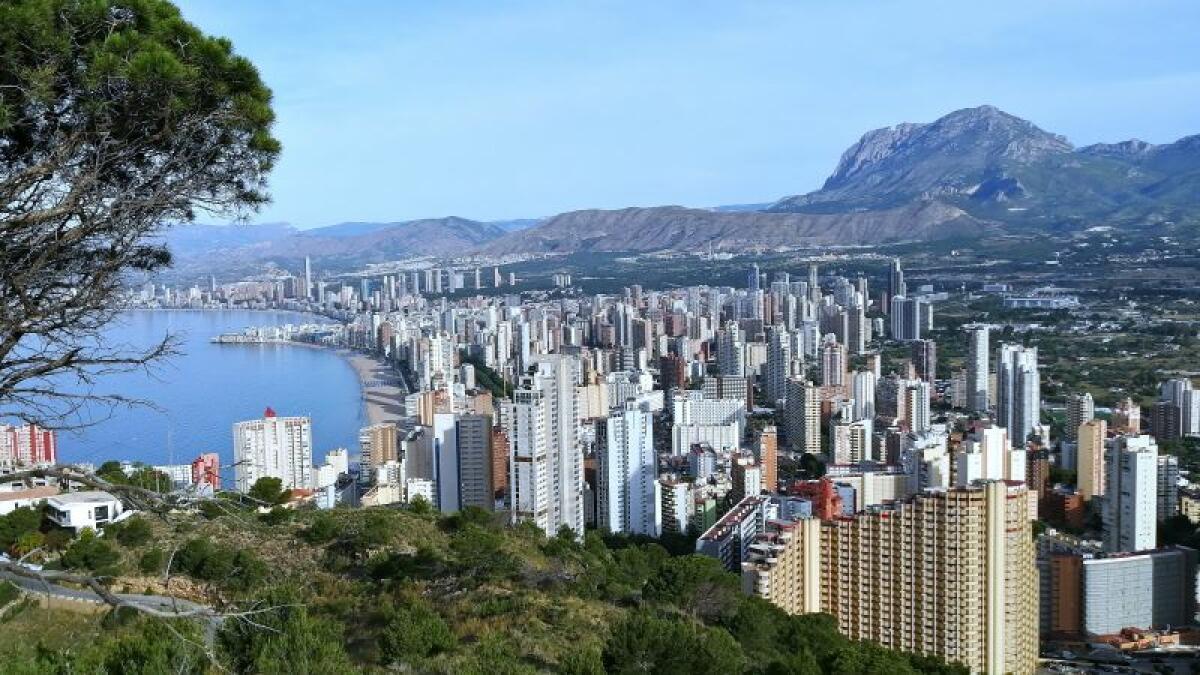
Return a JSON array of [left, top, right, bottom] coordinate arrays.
[[52, 310, 364, 473]]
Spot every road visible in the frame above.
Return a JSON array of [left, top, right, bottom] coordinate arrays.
[[1, 568, 214, 617]]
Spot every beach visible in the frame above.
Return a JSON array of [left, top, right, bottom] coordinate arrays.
[[344, 352, 407, 426]]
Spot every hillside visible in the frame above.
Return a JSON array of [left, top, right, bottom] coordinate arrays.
[[169, 106, 1200, 269], [769, 105, 1200, 234], [480, 201, 985, 255], [485, 105, 1200, 255], [0, 501, 967, 674], [169, 217, 507, 277]]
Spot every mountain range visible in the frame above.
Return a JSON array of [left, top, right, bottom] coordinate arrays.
[[170, 105, 1200, 273]]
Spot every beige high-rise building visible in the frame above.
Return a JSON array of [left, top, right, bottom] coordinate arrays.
[[1077, 419, 1107, 502], [741, 482, 1038, 675], [742, 517, 822, 614], [359, 423, 398, 470]]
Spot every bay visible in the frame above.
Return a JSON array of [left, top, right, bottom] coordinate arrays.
[[54, 310, 363, 476]]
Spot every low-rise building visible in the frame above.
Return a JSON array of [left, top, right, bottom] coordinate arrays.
[[45, 491, 124, 532]]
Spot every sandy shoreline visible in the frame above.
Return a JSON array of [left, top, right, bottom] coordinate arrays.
[[342, 351, 407, 427]]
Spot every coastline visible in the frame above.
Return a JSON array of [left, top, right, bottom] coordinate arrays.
[[342, 351, 407, 427]]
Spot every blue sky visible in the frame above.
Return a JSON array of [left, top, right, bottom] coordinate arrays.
[[177, 1, 1200, 228]]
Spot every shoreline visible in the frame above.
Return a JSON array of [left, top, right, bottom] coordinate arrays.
[[342, 350, 407, 427]]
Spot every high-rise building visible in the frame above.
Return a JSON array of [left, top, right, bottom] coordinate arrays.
[[232, 408, 312, 493], [358, 423, 398, 478], [785, 378, 821, 454], [1112, 397, 1141, 435], [887, 257, 906, 302], [756, 426, 779, 494], [741, 482, 1038, 675], [910, 339, 937, 383], [1149, 400, 1181, 441], [765, 327, 793, 405], [1076, 419, 1106, 502], [1158, 454, 1180, 521], [717, 324, 746, 377], [819, 337, 846, 389], [741, 517, 823, 615], [0, 423, 57, 467], [850, 371, 876, 422], [657, 477, 691, 536], [1065, 393, 1095, 442], [731, 454, 763, 503], [302, 256, 313, 300], [1103, 435, 1158, 553], [510, 355, 585, 538], [967, 326, 990, 413], [597, 398, 657, 536], [997, 344, 1040, 448], [434, 413, 495, 513]]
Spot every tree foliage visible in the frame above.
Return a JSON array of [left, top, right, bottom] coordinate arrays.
[[0, 0, 279, 426]]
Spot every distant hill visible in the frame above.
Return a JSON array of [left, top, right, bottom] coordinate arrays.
[[170, 217, 506, 275], [162, 222, 297, 257], [767, 105, 1200, 234], [170, 106, 1200, 272], [484, 105, 1200, 254], [480, 202, 984, 255]]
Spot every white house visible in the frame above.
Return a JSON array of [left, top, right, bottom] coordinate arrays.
[[45, 491, 124, 532]]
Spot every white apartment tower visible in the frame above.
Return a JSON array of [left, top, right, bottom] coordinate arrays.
[[233, 408, 313, 493], [1103, 435, 1159, 553], [598, 398, 657, 536], [510, 355, 585, 538], [967, 326, 990, 413], [1065, 392, 1095, 441], [997, 344, 1040, 448]]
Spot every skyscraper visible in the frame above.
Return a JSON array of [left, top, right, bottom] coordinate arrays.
[[765, 327, 793, 405], [785, 378, 821, 454], [997, 344, 1040, 448], [434, 413, 495, 513], [967, 326, 990, 413], [887, 257, 906, 303], [1103, 435, 1158, 553], [1077, 419, 1106, 502], [910, 339, 937, 383], [510, 355, 585, 538], [819, 336, 846, 389], [850, 370, 876, 422], [597, 398, 657, 536], [1065, 392, 1095, 442], [741, 482, 1038, 675], [717, 324, 746, 377], [303, 256, 312, 300], [358, 423, 398, 476], [233, 408, 312, 493], [756, 426, 779, 494]]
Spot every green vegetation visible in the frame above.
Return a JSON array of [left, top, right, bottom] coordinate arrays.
[[461, 353, 513, 398], [249, 476, 287, 505], [0, 503, 967, 673], [0, 581, 18, 607]]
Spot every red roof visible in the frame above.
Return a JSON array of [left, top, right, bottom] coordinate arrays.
[[264, 406, 276, 418]]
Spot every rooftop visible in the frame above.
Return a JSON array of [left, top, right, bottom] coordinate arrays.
[[47, 490, 120, 505]]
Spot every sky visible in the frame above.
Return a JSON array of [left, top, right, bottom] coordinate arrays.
[[177, 1, 1200, 228]]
